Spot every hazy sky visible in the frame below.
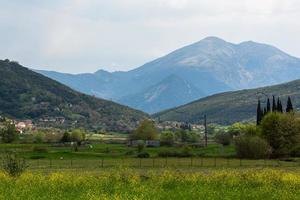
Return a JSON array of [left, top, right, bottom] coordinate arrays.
[[1, 0, 300, 73]]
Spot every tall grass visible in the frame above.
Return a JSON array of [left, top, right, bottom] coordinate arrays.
[[0, 169, 299, 199]]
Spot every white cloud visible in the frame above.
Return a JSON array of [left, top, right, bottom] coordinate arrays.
[[0, 0, 300, 73]]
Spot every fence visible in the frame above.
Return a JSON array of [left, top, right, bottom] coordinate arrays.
[[27, 157, 300, 170]]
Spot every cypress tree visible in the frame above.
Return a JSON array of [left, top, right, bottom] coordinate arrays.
[[286, 96, 293, 112], [256, 100, 263, 125], [272, 96, 277, 112], [267, 98, 271, 113], [278, 100, 283, 113], [263, 107, 267, 117]]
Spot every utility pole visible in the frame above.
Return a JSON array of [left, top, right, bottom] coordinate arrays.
[[204, 114, 208, 147]]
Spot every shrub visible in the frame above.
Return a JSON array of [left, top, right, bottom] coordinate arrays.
[[158, 147, 193, 157], [234, 135, 270, 159], [32, 146, 48, 153], [137, 141, 145, 153], [130, 119, 158, 140], [181, 146, 193, 157], [34, 132, 45, 143], [160, 131, 175, 146], [260, 112, 300, 157], [137, 152, 150, 158], [124, 150, 135, 155], [1, 122, 18, 143], [215, 132, 232, 146], [158, 150, 180, 157], [30, 155, 46, 159], [1, 153, 28, 177]]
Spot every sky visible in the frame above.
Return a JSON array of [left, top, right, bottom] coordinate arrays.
[[1, 0, 300, 73]]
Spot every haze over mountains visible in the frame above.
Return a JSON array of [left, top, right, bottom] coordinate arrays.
[[37, 36, 300, 113]]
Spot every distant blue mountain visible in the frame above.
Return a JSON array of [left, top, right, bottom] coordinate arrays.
[[37, 36, 300, 113]]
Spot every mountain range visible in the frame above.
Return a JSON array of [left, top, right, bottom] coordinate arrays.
[[0, 59, 147, 131], [37, 36, 300, 113]]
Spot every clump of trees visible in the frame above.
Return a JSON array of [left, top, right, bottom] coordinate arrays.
[[234, 125, 271, 159], [61, 129, 86, 145], [256, 96, 292, 125], [130, 119, 158, 140], [1, 122, 18, 143], [237, 96, 300, 158], [260, 112, 300, 157]]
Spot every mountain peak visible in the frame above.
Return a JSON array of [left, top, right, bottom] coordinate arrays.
[[199, 36, 228, 44]]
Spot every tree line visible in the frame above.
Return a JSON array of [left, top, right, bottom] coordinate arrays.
[[257, 96, 293, 125]]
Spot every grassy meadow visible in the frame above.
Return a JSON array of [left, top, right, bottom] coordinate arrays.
[[0, 168, 299, 200]]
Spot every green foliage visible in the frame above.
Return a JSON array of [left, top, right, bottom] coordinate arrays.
[[130, 119, 158, 140], [70, 129, 86, 145], [160, 131, 175, 146], [137, 152, 150, 158], [1, 152, 28, 177], [215, 132, 232, 146], [32, 146, 48, 153], [34, 132, 44, 143], [1, 122, 18, 143], [241, 124, 260, 136], [174, 129, 200, 143], [137, 141, 145, 153], [286, 96, 294, 112], [181, 145, 193, 157], [227, 123, 246, 136], [260, 112, 300, 157], [234, 135, 271, 159], [61, 131, 71, 143]]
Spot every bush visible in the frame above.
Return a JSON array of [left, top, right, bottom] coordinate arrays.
[[130, 119, 158, 140], [235, 135, 271, 159], [124, 150, 135, 155], [137, 152, 150, 158], [215, 132, 232, 146], [160, 131, 175, 146], [260, 112, 300, 157], [1, 122, 18, 143], [137, 141, 145, 153], [158, 147, 193, 157], [1, 153, 28, 177], [32, 146, 48, 153], [30, 155, 46, 159], [181, 146, 193, 157], [158, 150, 180, 157]]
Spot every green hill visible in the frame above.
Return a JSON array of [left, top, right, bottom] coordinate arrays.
[[153, 79, 300, 124], [0, 59, 148, 131]]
